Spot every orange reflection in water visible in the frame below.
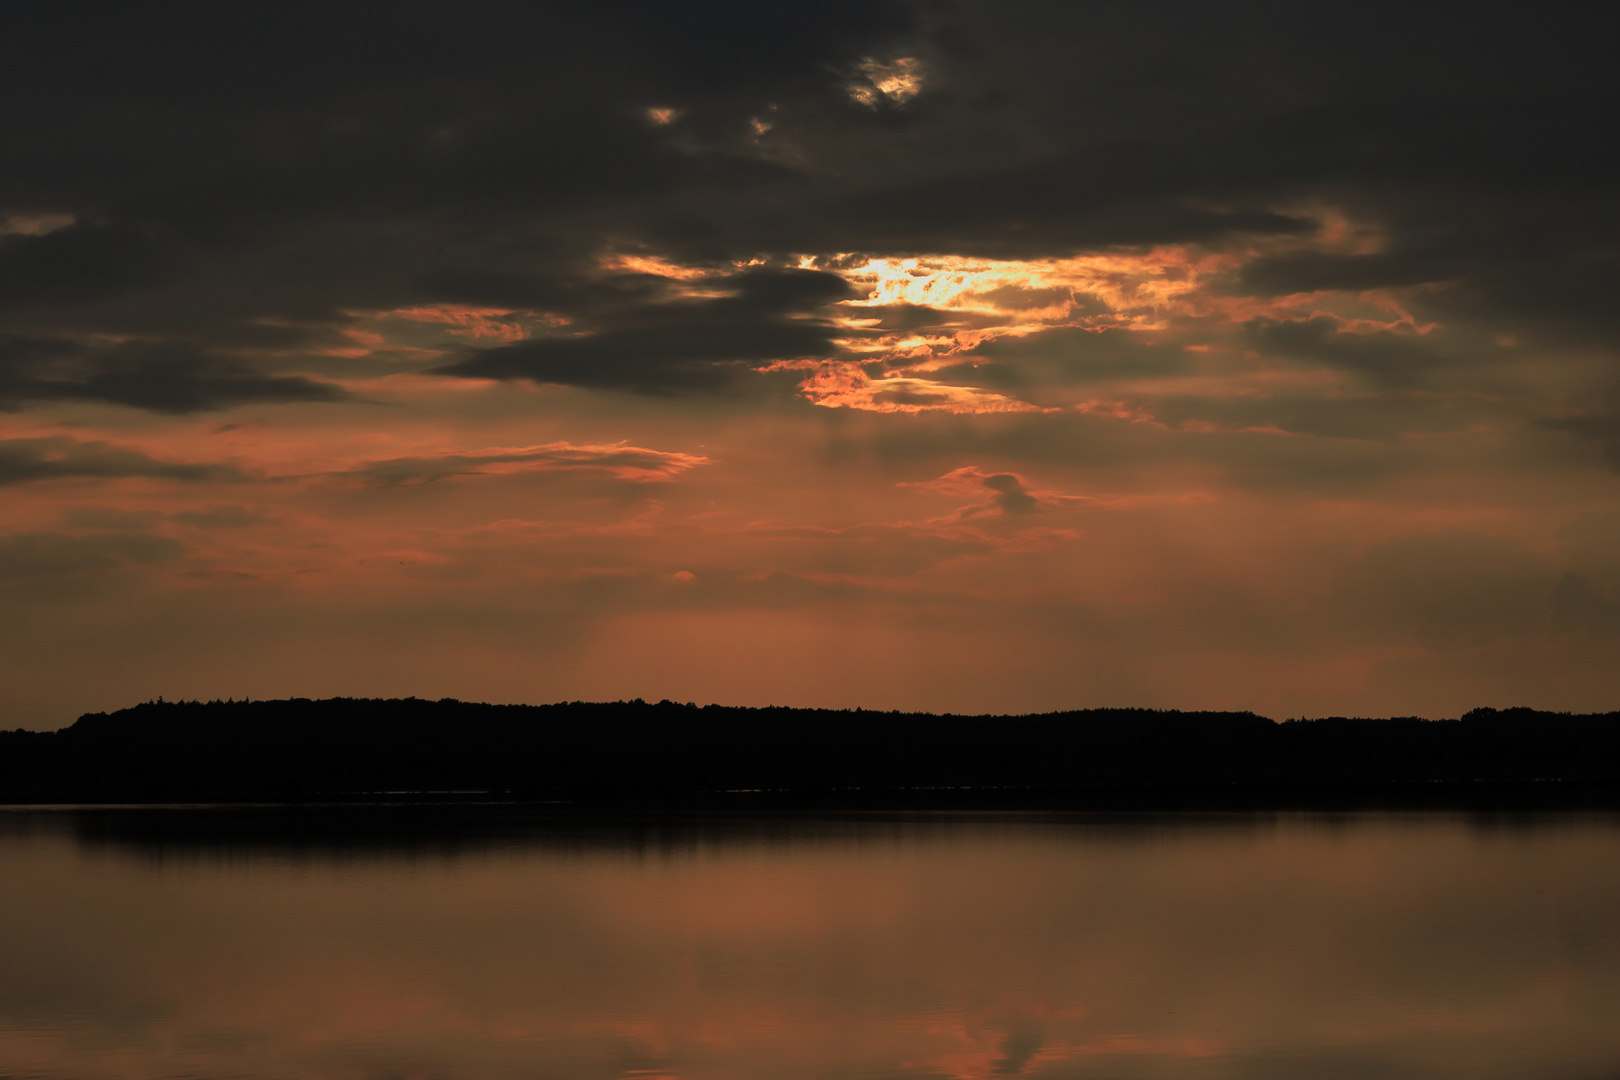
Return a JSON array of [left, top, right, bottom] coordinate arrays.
[[0, 813, 1616, 1080]]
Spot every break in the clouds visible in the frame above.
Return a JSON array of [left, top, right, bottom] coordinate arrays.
[[0, 0, 1614, 727]]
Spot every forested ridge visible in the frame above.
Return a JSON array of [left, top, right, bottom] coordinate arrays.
[[2, 698, 1616, 806]]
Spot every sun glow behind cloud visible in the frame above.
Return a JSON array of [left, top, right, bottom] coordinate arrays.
[[317, 225, 1440, 422], [766, 364, 1058, 415], [848, 57, 923, 107], [765, 237, 1431, 415]]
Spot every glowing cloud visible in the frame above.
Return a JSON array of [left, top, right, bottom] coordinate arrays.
[[778, 238, 1441, 413], [766, 360, 1057, 415], [848, 57, 923, 107], [599, 254, 714, 280], [384, 306, 532, 342], [832, 250, 1217, 327]]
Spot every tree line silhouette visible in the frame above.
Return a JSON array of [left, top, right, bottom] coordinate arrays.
[[1, 698, 1616, 807]]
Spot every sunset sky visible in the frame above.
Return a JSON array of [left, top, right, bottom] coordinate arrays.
[[2, 1, 1614, 728]]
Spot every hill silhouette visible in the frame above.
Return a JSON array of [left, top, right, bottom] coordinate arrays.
[[2, 698, 1617, 807]]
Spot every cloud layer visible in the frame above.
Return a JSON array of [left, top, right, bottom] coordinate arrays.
[[0, 0, 1614, 725]]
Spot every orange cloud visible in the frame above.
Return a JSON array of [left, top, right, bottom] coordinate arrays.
[[767, 238, 1428, 412], [767, 360, 1058, 415], [600, 253, 714, 280], [344, 442, 710, 486], [384, 305, 532, 342], [848, 56, 923, 107]]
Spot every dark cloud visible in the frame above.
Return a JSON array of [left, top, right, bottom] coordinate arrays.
[[990, 1029, 1043, 1075], [832, 149, 1315, 256], [917, 466, 1065, 517], [0, 2, 919, 215], [1237, 185, 1618, 350], [1240, 251, 1457, 297], [0, 1, 922, 406], [433, 269, 856, 393], [0, 223, 185, 309], [1540, 408, 1620, 470], [0, 0, 1608, 406], [0, 336, 348, 413], [0, 435, 241, 486], [860, 304, 962, 332], [1247, 318, 1445, 387], [413, 269, 671, 315], [979, 472, 1038, 515]]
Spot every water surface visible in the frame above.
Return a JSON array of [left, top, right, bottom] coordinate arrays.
[[1, 808, 1616, 1079]]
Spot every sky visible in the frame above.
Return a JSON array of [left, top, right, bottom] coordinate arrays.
[[1, 1, 1615, 728]]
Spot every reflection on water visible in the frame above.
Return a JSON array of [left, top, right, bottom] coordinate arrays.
[[0, 807, 1616, 1080]]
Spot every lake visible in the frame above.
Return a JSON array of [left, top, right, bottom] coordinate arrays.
[[0, 807, 1616, 1079]]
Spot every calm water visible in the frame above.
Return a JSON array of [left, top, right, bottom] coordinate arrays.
[[0, 808, 1616, 1080]]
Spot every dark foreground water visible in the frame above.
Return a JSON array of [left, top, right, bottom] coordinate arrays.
[[0, 808, 1616, 1080]]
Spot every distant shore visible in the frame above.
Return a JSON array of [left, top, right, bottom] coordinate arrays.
[[3, 698, 1617, 809]]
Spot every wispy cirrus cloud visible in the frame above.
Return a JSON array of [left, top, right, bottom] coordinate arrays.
[[343, 442, 710, 487]]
